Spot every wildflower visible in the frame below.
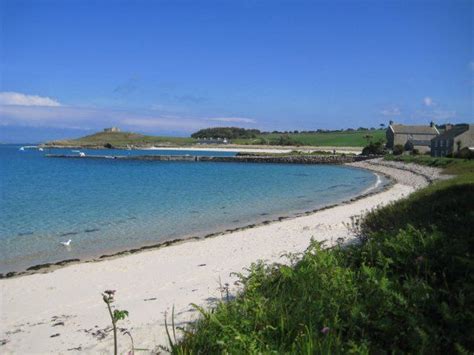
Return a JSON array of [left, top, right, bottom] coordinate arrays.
[[321, 326, 330, 335]]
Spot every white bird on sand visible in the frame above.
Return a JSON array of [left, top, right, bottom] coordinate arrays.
[[60, 239, 72, 246]]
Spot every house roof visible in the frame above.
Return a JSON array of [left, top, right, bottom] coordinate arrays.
[[390, 124, 439, 135], [432, 124, 471, 140]]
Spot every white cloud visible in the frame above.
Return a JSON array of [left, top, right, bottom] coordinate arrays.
[[380, 106, 401, 116], [0, 92, 61, 107], [0, 104, 217, 132], [413, 109, 456, 121], [208, 117, 256, 124], [423, 96, 435, 107], [0, 91, 256, 133]]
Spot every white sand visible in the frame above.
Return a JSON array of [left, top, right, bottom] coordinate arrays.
[[143, 146, 363, 154], [0, 159, 441, 354]]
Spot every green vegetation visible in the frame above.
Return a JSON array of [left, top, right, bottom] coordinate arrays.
[[102, 290, 130, 355], [191, 127, 261, 139], [234, 129, 386, 147], [45, 131, 194, 148], [361, 139, 387, 155], [384, 154, 474, 176], [46, 128, 386, 148], [169, 160, 474, 353]]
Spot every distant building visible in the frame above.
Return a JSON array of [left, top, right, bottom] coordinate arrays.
[[196, 137, 230, 145], [386, 121, 439, 154], [104, 127, 121, 133], [430, 124, 473, 157]]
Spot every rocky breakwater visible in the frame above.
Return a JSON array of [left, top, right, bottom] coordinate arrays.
[[201, 154, 372, 164], [46, 154, 374, 164]]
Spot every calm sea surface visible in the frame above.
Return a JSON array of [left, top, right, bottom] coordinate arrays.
[[0, 145, 384, 272]]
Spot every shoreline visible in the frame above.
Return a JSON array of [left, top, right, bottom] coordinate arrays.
[[0, 170, 391, 279], [0, 159, 443, 354], [42, 144, 363, 155]]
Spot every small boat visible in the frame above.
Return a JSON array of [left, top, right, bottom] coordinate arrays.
[[38, 147, 44, 151], [79, 152, 86, 157], [19, 147, 25, 151]]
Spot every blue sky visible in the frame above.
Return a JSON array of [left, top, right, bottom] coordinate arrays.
[[0, 0, 472, 142]]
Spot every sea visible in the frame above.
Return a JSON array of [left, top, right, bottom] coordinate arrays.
[[0, 144, 386, 273]]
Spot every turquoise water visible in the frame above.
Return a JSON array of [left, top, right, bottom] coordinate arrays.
[[0, 145, 383, 273]]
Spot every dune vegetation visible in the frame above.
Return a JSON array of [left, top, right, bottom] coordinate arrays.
[[167, 159, 474, 354]]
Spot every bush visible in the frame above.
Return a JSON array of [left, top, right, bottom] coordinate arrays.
[[271, 134, 299, 146], [191, 127, 261, 139], [455, 147, 474, 160], [393, 144, 404, 155], [362, 140, 386, 155]]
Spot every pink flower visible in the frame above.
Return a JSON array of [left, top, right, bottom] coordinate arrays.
[[321, 326, 330, 335]]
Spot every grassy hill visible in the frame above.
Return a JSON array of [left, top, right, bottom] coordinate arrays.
[[45, 131, 194, 148]]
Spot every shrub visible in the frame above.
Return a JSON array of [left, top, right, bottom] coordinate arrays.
[[455, 147, 474, 160], [271, 134, 299, 146], [191, 127, 261, 139], [393, 144, 404, 155], [362, 140, 386, 155]]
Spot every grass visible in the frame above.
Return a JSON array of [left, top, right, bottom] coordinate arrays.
[[384, 154, 474, 176], [46, 129, 386, 148], [45, 131, 194, 148], [169, 159, 474, 354], [234, 130, 386, 147]]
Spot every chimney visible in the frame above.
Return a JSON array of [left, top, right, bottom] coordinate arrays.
[[389, 120, 394, 125], [430, 121, 435, 128]]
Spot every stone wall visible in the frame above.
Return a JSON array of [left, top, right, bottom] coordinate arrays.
[[47, 154, 375, 164]]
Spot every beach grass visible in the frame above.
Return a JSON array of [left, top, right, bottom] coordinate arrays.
[[168, 160, 474, 353]]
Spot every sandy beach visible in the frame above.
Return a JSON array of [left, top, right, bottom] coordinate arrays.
[[143, 145, 363, 155], [0, 159, 444, 354]]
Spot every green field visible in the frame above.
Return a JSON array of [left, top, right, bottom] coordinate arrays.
[[167, 157, 474, 354], [234, 129, 386, 147], [45, 129, 386, 148]]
